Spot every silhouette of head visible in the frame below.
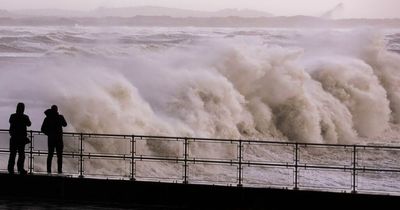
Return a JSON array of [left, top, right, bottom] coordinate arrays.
[[51, 105, 58, 113], [16, 102, 25, 114]]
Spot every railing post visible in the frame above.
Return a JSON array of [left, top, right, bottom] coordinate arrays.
[[131, 135, 136, 181], [183, 137, 188, 184], [79, 133, 84, 178], [28, 130, 33, 174], [294, 142, 299, 190], [352, 145, 357, 193], [237, 139, 243, 187]]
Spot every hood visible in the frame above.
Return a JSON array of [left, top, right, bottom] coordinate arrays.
[[44, 109, 54, 117]]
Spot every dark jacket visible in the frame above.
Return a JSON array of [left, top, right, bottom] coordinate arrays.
[[41, 109, 67, 137], [9, 113, 31, 138]]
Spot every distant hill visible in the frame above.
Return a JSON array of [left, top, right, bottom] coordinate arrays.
[[1, 6, 399, 28], [212, 8, 273, 18], [13, 9, 87, 17], [93, 6, 205, 18], [1, 15, 399, 28], [0, 9, 12, 17]]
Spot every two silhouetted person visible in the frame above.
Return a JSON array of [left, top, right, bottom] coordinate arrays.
[[41, 105, 67, 174], [8, 102, 31, 175]]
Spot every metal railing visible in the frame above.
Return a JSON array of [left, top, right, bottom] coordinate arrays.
[[1, 129, 400, 195]]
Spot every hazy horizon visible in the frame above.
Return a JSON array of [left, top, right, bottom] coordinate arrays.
[[0, 0, 399, 19]]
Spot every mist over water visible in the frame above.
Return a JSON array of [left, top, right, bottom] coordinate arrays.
[[1, 27, 400, 145]]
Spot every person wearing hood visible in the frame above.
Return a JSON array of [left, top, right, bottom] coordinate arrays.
[[41, 105, 67, 174], [8, 102, 31, 175]]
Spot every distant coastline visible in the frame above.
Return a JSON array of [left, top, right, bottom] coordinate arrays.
[[0, 6, 399, 28], [1, 16, 400, 28]]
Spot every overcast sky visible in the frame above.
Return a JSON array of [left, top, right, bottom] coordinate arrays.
[[1, 0, 399, 19]]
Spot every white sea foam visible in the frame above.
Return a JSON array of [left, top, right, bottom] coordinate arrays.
[[0, 27, 399, 145]]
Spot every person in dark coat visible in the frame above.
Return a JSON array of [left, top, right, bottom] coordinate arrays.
[[41, 105, 67, 174], [8, 102, 31, 175]]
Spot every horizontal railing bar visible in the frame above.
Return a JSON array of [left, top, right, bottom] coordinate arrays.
[[354, 168, 400, 173], [1, 129, 400, 149], [2, 150, 400, 173], [2, 149, 400, 173], [9, 148, 400, 174]]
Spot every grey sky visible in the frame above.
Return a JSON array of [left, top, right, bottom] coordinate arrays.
[[1, 0, 399, 18]]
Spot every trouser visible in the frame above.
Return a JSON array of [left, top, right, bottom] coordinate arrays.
[[8, 137, 26, 172], [47, 137, 64, 173]]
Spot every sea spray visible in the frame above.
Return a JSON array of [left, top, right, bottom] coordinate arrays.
[[0, 27, 399, 146]]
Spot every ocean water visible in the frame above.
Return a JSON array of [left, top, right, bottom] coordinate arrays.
[[1, 26, 400, 199], [0, 26, 399, 145]]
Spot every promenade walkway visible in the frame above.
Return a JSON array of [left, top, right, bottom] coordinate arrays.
[[1, 129, 400, 208]]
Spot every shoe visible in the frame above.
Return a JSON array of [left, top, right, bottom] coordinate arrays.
[[58, 171, 63, 174], [19, 169, 27, 175], [8, 170, 14, 175]]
